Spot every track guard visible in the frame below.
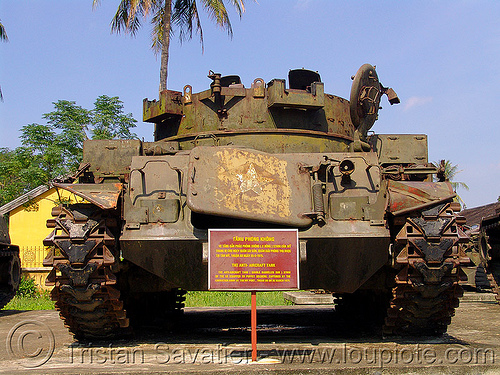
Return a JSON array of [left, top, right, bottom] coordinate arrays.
[[53, 182, 123, 210]]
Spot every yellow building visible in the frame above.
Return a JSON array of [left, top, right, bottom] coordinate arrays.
[[0, 185, 82, 290]]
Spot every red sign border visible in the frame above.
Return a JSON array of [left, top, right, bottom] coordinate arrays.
[[208, 228, 300, 291]]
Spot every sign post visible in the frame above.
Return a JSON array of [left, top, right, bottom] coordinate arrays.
[[251, 291, 257, 362], [208, 229, 299, 362]]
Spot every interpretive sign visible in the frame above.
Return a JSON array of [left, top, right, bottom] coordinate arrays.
[[208, 229, 299, 290]]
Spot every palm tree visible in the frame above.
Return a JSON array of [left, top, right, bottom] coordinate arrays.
[[435, 159, 469, 207], [0, 19, 8, 102], [93, 0, 247, 92]]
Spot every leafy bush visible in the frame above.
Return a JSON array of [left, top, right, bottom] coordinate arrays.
[[16, 275, 39, 297]]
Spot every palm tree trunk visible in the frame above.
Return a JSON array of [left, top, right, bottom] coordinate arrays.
[[159, 0, 172, 92]]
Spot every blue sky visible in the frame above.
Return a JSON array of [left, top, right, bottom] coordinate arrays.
[[1, 1, 499, 209]]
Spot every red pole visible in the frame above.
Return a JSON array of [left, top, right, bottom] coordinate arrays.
[[251, 291, 257, 362]]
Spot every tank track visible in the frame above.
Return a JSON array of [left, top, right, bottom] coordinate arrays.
[[474, 264, 491, 292], [486, 271, 500, 303], [482, 218, 500, 303], [0, 247, 21, 309], [43, 204, 130, 339], [384, 203, 469, 335]]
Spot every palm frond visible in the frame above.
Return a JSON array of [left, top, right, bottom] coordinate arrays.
[[434, 159, 469, 197], [111, 0, 137, 34], [172, 0, 242, 49], [109, 0, 158, 35], [151, 6, 166, 53], [173, 0, 203, 43], [200, 0, 232, 37], [0, 20, 8, 42], [1, 20, 7, 101], [96, 0, 253, 89], [455, 181, 469, 191], [228, 0, 246, 17]]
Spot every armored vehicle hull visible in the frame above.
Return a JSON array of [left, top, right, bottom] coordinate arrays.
[[44, 65, 469, 339], [0, 214, 21, 309]]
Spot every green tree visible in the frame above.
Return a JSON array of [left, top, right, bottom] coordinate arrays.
[[0, 147, 47, 205], [91, 95, 137, 139], [32, 100, 92, 173], [0, 96, 137, 206], [93, 0, 248, 91]]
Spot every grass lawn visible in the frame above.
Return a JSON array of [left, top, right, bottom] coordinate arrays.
[[3, 293, 55, 310], [2, 290, 290, 311], [185, 291, 291, 307]]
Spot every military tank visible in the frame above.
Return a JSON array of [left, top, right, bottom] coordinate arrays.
[[478, 209, 500, 302], [43, 64, 469, 339], [0, 214, 21, 309]]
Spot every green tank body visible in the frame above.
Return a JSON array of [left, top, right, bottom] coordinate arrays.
[[44, 65, 470, 339]]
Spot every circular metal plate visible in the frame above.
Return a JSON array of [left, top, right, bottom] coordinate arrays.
[[349, 64, 381, 130]]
